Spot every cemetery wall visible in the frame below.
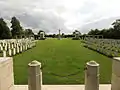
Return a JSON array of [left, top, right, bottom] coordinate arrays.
[[0, 57, 14, 90], [111, 57, 120, 90]]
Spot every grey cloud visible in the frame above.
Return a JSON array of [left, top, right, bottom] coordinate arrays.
[[0, 0, 68, 33], [79, 1, 97, 15], [0, 0, 119, 34], [16, 12, 67, 33], [80, 16, 120, 34]]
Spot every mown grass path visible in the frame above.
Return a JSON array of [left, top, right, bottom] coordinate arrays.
[[13, 39, 112, 85]]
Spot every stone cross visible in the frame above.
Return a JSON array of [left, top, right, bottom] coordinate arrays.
[[5, 45, 7, 51], [58, 29, 61, 40]]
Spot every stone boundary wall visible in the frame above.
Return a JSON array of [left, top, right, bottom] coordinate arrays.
[[0, 57, 120, 90]]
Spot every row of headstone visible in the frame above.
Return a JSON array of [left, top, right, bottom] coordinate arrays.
[[0, 39, 36, 57], [84, 38, 120, 57]]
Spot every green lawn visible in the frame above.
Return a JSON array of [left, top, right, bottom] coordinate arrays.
[[13, 38, 112, 85]]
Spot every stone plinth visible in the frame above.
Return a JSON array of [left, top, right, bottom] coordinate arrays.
[[85, 61, 99, 90], [111, 57, 120, 90], [28, 60, 42, 90], [0, 57, 14, 90]]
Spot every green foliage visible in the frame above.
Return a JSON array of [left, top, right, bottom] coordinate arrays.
[[88, 19, 120, 39], [0, 18, 12, 39], [11, 17, 23, 38], [88, 29, 100, 35], [112, 19, 120, 31], [24, 29, 34, 37]]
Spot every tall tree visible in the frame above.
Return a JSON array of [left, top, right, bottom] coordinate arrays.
[[24, 29, 34, 37], [0, 18, 12, 39], [111, 19, 120, 38], [112, 19, 120, 31], [88, 29, 100, 35], [11, 17, 23, 38]]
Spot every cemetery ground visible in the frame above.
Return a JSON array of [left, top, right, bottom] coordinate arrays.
[[13, 38, 112, 85]]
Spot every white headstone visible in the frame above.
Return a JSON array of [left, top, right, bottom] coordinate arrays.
[[13, 48, 16, 55], [5, 45, 7, 51], [20, 45, 23, 52], [2, 42, 5, 47], [11, 44, 14, 49], [8, 43, 11, 49], [0, 46, 3, 51], [3, 50, 6, 57], [17, 47, 20, 53], [8, 49, 12, 56], [25, 45, 28, 50]]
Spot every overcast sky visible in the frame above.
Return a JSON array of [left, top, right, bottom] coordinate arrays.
[[0, 0, 120, 34]]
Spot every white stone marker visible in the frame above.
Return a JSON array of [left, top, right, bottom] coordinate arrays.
[[20, 45, 23, 52], [3, 50, 6, 57], [22, 45, 25, 51], [0, 46, 3, 51], [25, 45, 28, 50], [11, 44, 14, 49], [28, 60, 42, 90], [1, 46, 3, 51], [8, 43, 11, 49], [5, 45, 7, 51], [111, 57, 120, 90], [85, 61, 99, 90], [13, 48, 16, 55], [58, 29, 61, 40], [2, 42, 5, 47], [17, 46, 20, 54], [8, 49, 12, 56]]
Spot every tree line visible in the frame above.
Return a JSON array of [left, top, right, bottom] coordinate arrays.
[[1, 16, 120, 39], [0, 17, 81, 39], [36, 30, 81, 39], [87, 19, 120, 39], [0, 17, 34, 39]]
